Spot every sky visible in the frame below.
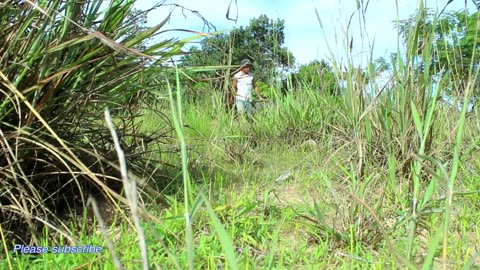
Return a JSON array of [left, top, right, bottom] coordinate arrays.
[[132, 0, 477, 66]]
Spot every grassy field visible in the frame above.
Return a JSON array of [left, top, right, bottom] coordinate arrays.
[[1, 1, 480, 269], [4, 84, 480, 269]]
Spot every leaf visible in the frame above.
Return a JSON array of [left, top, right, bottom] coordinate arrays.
[[190, 193, 204, 221], [419, 179, 435, 211], [45, 33, 95, 53], [124, 12, 172, 48], [200, 192, 240, 270], [410, 100, 423, 138], [235, 203, 256, 219], [90, 31, 154, 59]]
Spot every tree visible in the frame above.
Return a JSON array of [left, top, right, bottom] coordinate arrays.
[[181, 15, 295, 85], [293, 60, 340, 95], [397, 9, 480, 105]]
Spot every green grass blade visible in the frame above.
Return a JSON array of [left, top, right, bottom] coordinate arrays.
[[411, 100, 423, 139], [200, 191, 240, 270]]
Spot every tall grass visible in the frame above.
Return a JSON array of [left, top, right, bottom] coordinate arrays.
[[306, 1, 480, 269], [1, 0, 480, 269], [0, 0, 208, 258]]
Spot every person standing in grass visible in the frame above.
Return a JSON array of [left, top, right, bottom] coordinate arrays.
[[230, 59, 264, 117]]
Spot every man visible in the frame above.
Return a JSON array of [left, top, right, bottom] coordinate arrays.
[[230, 59, 264, 117]]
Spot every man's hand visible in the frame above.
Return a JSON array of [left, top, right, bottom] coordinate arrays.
[[255, 86, 264, 101]]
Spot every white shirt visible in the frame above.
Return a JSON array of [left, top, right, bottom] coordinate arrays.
[[234, 71, 254, 101]]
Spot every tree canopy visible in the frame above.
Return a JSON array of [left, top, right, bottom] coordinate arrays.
[[397, 8, 480, 102], [181, 14, 295, 84], [293, 60, 340, 95]]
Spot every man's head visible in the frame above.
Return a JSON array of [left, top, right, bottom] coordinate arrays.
[[240, 59, 252, 73]]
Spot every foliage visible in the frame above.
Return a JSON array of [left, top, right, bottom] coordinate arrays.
[[293, 60, 340, 95], [124, 8, 150, 51], [0, 0, 190, 247], [255, 81, 279, 99], [181, 14, 295, 84], [397, 9, 480, 103]]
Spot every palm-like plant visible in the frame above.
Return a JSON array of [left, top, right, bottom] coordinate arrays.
[[0, 0, 196, 247]]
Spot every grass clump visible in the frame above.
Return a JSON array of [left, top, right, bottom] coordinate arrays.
[[0, 0, 200, 257]]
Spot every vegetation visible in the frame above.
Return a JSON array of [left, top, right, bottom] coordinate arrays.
[[1, 1, 480, 270], [398, 8, 480, 106], [0, 0, 201, 257], [182, 15, 294, 82], [292, 59, 341, 95]]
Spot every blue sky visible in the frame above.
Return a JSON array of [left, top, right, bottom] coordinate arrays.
[[132, 0, 476, 65]]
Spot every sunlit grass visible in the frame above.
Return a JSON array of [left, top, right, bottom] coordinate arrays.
[[2, 0, 480, 269]]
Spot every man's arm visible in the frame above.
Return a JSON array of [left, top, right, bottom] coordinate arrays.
[[253, 79, 264, 101]]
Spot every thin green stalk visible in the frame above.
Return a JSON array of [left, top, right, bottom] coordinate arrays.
[[442, 58, 474, 270], [441, 11, 480, 270], [167, 66, 194, 269], [0, 223, 12, 270]]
